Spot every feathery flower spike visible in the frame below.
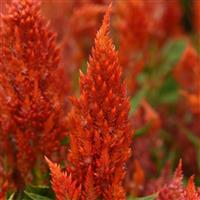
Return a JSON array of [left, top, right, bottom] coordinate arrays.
[[0, 0, 68, 182], [186, 176, 200, 200], [45, 157, 81, 200], [67, 3, 133, 199], [48, 4, 133, 199], [156, 160, 186, 200], [157, 161, 200, 200]]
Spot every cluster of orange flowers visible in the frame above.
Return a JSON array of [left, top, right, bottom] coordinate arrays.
[[0, 0, 200, 199], [0, 0, 68, 189]]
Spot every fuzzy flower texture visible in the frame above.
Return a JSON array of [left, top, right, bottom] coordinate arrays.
[[157, 161, 200, 200], [46, 5, 133, 200], [0, 0, 67, 184]]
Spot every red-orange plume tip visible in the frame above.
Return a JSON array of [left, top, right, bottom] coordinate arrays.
[[103, 3, 112, 27], [96, 3, 112, 39], [187, 175, 195, 188], [175, 159, 183, 178], [45, 156, 51, 167]]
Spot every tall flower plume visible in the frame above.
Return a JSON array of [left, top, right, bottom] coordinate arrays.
[[47, 4, 133, 199], [0, 0, 68, 183]]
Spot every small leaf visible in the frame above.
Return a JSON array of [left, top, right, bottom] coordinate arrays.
[[61, 136, 70, 145], [161, 39, 186, 71], [81, 60, 87, 74], [25, 185, 54, 199], [158, 76, 179, 104], [23, 191, 53, 200], [181, 128, 200, 147], [7, 193, 15, 200], [130, 88, 147, 114], [134, 123, 151, 138]]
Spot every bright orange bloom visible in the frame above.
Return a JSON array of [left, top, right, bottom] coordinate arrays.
[[0, 0, 68, 182], [186, 176, 200, 200], [174, 46, 200, 115], [48, 4, 133, 199], [46, 157, 81, 200], [67, 4, 132, 198]]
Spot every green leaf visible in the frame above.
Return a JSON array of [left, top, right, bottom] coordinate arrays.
[[26, 185, 50, 195], [81, 60, 87, 74], [61, 136, 70, 145], [7, 193, 15, 200], [128, 193, 158, 200], [134, 123, 151, 138], [24, 185, 54, 199], [23, 191, 53, 200], [161, 39, 186, 73], [157, 76, 179, 104], [181, 128, 200, 147], [130, 88, 147, 114]]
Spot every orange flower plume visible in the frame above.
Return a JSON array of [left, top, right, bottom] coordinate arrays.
[[45, 157, 81, 200], [186, 176, 200, 200], [0, 0, 68, 182], [174, 46, 200, 115], [47, 4, 133, 199]]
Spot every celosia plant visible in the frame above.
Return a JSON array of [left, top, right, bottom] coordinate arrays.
[[174, 46, 200, 114], [156, 161, 186, 200], [47, 4, 133, 199], [0, 0, 68, 186], [0, 0, 200, 199], [156, 161, 200, 200]]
